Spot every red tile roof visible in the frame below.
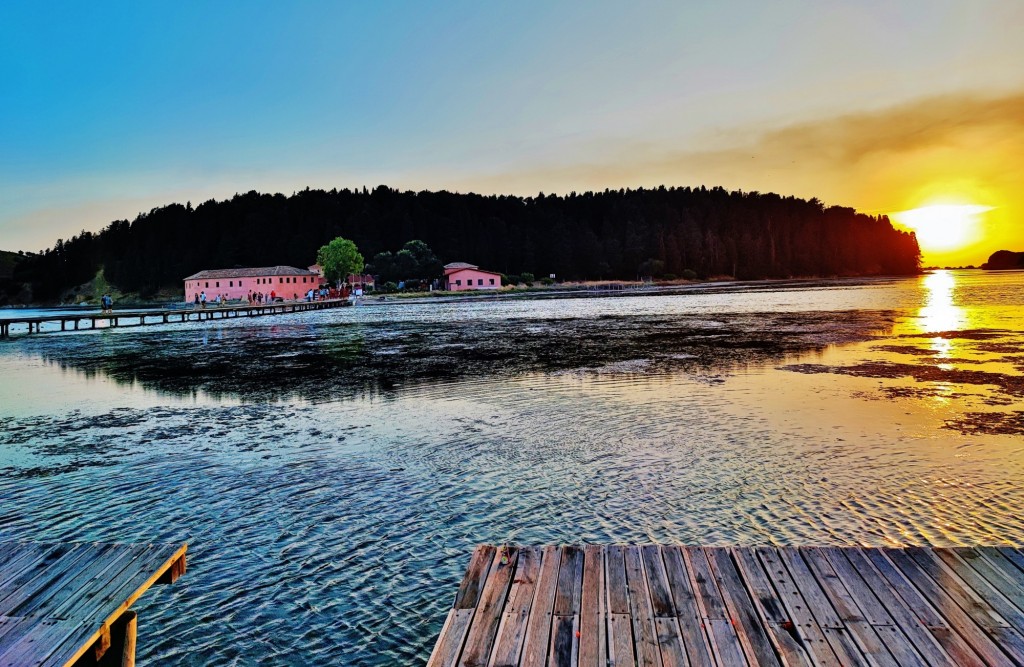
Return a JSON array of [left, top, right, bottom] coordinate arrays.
[[184, 266, 318, 280]]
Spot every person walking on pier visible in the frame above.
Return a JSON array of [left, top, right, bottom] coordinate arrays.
[[199, 291, 207, 308]]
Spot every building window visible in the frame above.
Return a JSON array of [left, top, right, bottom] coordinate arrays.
[[229, 281, 233, 287], [489, 278, 495, 285], [279, 278, 283, 284], [205, 282, 209, 288], [455, 279, 461, 286], [478, 279, 483, 285]]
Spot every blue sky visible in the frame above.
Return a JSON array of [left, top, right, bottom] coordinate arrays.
[[2, 1, 1022, 260]]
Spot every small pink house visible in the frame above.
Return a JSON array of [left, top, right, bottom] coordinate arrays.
[[444, 262, 501, 291], [183, 265, 325, 302]]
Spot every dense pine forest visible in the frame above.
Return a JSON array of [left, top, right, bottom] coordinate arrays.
[[9, 185, 920, 301]]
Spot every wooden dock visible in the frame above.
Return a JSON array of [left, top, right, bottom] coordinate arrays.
[[0, 541, 186, 666], [429, 544, 1024, 666], [0, 298, 350, 337]]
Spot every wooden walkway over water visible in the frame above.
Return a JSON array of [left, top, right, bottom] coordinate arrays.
[[430, 545, 1024, 667], [0, 298, 350, 337], [0, 542, 186, 666]]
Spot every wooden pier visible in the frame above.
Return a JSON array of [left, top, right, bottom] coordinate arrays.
[[0, 541, 186, 666], [0, 298, 350, 338], [430, 544, 1024, 666]]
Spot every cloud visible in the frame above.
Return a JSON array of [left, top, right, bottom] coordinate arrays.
[[753, 90, 1024, 166], [453, 89, 1024, 207]]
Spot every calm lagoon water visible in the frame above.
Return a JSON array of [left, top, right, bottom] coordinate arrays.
[[1, 271, 1022, 665]]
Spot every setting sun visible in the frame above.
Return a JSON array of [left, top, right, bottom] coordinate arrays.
[[891, 204, 993, 252]]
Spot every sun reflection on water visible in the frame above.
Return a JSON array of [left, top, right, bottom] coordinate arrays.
[[917, 270, 967, 357]]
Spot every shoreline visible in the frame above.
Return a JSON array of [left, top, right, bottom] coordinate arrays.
[[1, 272, 929, 312]]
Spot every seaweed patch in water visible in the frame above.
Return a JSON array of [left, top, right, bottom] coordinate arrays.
[[783, 361, 1024, 398], [944, 412, 1024, 437], [898, 329, 1014, 341], [15, 310, 892, 402]]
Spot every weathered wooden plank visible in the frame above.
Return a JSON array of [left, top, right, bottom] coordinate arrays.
[[818, 547, 933, 667], [459, 547, 518, 667], [0, 545, 37, 571], [428, 609, 477, 667], [455, 546, 496, 611], [851, 548, 978, 667], [686, 547, 747, 666], [0, 548, 53, 609], [652, 617, 688, 667], [0, 617, 82, 666], [0, 543, 185, 667], [975, 547, 1024, 596], [577, 545, 606, 667], [553, 546, 584, 616], [549, 615, 578, 667], [776, 549, 868, 667], [607, 546, 630, 615], [5, 544, 131, 619], [0, 544, 97, 616], [641, 546, 674, 618], [0, 545, 79, 608], [488, 547, 541, 667], [755, 547, 839, 667], [609, 613, 637, 667], [706, 547, 781, 667], [34, 544, 185, 667], [731, 547, 810, 667], [936, 548, 1024, 634], [520, 545, 562, 667], [624, 546, 662, 667], [881, 548, 1016, 667], [996, 548, 1024, 575], [661, 547, 714, 667], [904, 547, 1011, 631], [800, 547, 904, 667]]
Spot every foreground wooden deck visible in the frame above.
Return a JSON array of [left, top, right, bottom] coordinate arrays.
[[429, 545, 1024, 666], [0, 542, 186, 666], [0, 298, 350, 337]]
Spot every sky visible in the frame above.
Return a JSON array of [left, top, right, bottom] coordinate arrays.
[[1, 0, 1022, 265]]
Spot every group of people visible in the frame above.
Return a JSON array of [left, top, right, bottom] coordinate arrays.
[[247, 290, 276, 304], [100, 293, 114, 313], [305, 286, 333, 301], [192, 291, 236, 308], [190, 287, 341, 309]]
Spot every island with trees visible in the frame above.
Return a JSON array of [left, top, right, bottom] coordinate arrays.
[[4, 185, 921, 303], [982, 250, 1024, 270]]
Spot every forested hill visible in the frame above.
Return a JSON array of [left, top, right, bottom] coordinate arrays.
[[12, 185, 920, 300]]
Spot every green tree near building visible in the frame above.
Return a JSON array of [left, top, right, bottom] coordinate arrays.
[[367, 239, 442, 283], [316, 237, 364, 286]]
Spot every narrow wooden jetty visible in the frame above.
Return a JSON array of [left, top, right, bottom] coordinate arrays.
[[430, 544, 1024, 666], [0, 298, 350, 337], [0, 541, 187, 666]]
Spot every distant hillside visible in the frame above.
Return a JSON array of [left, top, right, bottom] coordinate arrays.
[[982, 250, 1024, 270], [9, 185, 921, 301], [0, 250, 23, 280]]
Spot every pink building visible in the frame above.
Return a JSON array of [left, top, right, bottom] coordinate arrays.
[[444, 262, 502, 291], [183, 265, 325, 302]]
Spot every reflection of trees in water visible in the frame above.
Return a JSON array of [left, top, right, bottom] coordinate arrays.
[[30, 312, 891, 402]]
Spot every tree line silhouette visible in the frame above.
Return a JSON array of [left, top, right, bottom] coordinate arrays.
[[10, 185, 920, 301]]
